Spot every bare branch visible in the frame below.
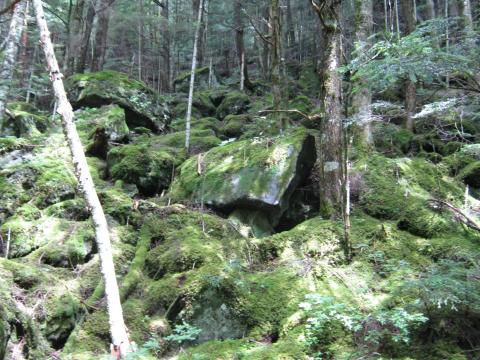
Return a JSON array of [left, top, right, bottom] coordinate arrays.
[[428, 199, 480, 232], [259, 109, 322, 122]]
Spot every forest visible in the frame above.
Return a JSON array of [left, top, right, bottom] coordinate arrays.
[[0, 0, 479, 359]]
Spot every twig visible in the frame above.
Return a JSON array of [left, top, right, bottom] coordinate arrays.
[[0, 0, 21, 16]]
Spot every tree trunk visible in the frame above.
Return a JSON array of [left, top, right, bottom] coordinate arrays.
[[159, 0, 171, 92], [91, 0, 112, 72], [0, 0, 27, 131], [65, 0, 85, 76], [401, 0, 416, 131], [32, 0, 131, 356], [192, 0, 205, 66], [185, 0, 204, 151], [76, 0, 95, 74], [311, 0, 343, 218], [285, 0, 296, 51], [234, 0, 253, 91], [18, 0, 29, 88], [270, 0, 286, 130], [426, 0, 436, 19], [353, 0, 374, 146]]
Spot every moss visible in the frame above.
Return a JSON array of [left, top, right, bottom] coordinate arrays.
[[169, 128, 316, 225], [0, 136, 30, 154], [216, 91, 251, 120], [75, 105, 129, 143], [458, 161, 480, 188], [373, 123, 414, 156], [220, 114, 252, 138], [98, 185, 134, 224], [15, 203, 41, 221], [66, 70, 170, 132], [398, 202, 455, 238], [151, 129, 221, 154], [174, 66, 210, 84], [171, 116, 221, 133], [174, 66, 211, 92], [171, 101, 203, 120], [0, 216, 42, 258], [45, 199, 89, 221], [4, 102, 48, 137], [288, 95, 314, 122]]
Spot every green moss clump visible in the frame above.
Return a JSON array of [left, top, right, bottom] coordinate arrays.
[[174, 66, 211, 92], [75, 105, 129, 143], [216, 92, 251, 120], [171, 116, 221, 133], [151, 129, 221, 154], [398, 202, 455, 238], [373, 123, 414, 156], [45, 199, 89, 221], [219, 114, 252, 138], [288, 95, 314, 121], [4, 102, 48, 137], [458, 161, 480, 188]]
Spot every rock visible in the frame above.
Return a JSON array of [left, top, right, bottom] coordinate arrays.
[[170, 129, 317, 225], [459, 161, 480, 188], [66, 71, 170, 132], [171, 117, 221, 134], [219, 114, 252, 138], [228, 209, 273, 238], [2, 102, 47, 138], [216, 92, 251, 120], [75, 105, 130, 143], [174, 66, 217, 93]]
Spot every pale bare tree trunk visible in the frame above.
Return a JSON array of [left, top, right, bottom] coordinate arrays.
[[0, 0, 27, 131], [353, 0, 374, 146], [463, 0, 473, 25], [32, 0, 131, 356], [311, 0, 343, 218], [192, 0, 205, 66], [185, 0, 204, 151], [426, 0, 436, 19]]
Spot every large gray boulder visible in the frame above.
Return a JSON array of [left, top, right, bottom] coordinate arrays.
[[170, 128, 316, 225]]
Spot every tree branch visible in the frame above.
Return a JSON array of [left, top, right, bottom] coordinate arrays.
[[259, 109, 322, 122], [428, 198, 480, 232], [241, 8, 273, 46]]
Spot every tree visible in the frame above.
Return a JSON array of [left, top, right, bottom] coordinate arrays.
[[270, 0, 286, 130], [185, 0, 204, 151], [64, 0, 85, 76], [234, 0, 253, 91], [32, 0, 131, 356], [91, 0, 114, 72], [352, 0, 374, 146], [311, 0, 343, 218], [401, 0, 417, 131], [0, 0, 27, 131]]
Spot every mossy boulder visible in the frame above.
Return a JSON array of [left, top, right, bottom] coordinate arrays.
[[373, 123, 414, 156], [171, 116, 221, 134], [174, 66, 217, 93], [170, 129, 316, 225], [219, 114, 252, 138], [459, 161, 480, 188], [216, 92, 251, 120], [75, 105, 129, 143], [107, 141, 179, 196], [228, 209, 273, 238], [151, 129, 221, 154], [2, 102, 48, 137], [66, 71, 170, 132]]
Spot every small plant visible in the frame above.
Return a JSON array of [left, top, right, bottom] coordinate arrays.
[[123, 337, 162, 359], [165, 321, 202, 345]]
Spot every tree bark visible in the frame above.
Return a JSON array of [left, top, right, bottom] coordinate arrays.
[[185, 0, 204, 151], [401, 0, 416, 131], [75, 0, 95, 74], [0, 0, 27, 131], [353, 0, 374, 146], [91, 0, 113, 72], [32, 0, 131, 356], [270, 0, 286, 130], [234, 0, 253, 91], [65, 0, 85, 76], [311, 0, 343, 218], [285, 0, 296, 52], [192, 0, 205, 66], [158, 0, 171, 92]]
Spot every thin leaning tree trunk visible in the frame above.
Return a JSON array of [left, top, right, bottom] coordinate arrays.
[[185, 0, 204, 151], [32, 0, 131, 356], [0, 0, 28, 131]]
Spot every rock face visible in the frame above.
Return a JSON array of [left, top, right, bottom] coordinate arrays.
[[75, 105, 130, 143], [66, 71, 170, 132], [173, 66, 218, 93], [170, 129, 316, 225]]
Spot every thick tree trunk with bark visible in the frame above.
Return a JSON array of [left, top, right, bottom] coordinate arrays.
[[76, 0, 95, 74], [65, 0, 85, 76], [401, 0, 417, 131], [234, 0, 253, 91], [32, 0, 131, 356], [353, 0, 374, 146], [0, 0, 27, 131], [311, 0, 343, 218], [91, 0, 113, 72], [185, 0, 204, 151]]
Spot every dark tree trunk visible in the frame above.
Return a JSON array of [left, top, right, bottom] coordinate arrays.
[[91, 0, 113, 72], [76, 0, 95, 74], [401, 0, 416, 131], [311, 0, 343, 218], [65, 0, 85, 76], [234, 0, 253, 91]]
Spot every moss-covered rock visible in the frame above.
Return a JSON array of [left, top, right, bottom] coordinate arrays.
[[219, 114, 252, 138], [228, 209, 273, 238], [170, 129, 316, 225], [171, 116, 221, 134], [75, 105, 129, 143], [66, 71, 170, 132], [216, 92, 251, 120], [459, 161, 480, 188], [373, 123, 414, 156], [3, 102, 48, 138]]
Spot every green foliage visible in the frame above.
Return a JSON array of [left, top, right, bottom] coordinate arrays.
[[300, 295, 427, 359], [347, 19, 480, 93], [165, 322, 202, 345]]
